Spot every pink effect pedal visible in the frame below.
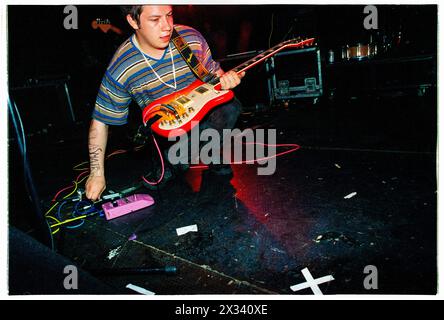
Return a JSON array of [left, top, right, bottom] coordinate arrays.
[[102, 194, 155, 220]]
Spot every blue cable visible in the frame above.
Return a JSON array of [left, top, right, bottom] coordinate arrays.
[[74, 201, 97, 215], [55, 200, 101, 230], [55, 200, 84, 229], [66, 200, 100, 229], [7, 96, 25, 157], [8, 95, 54, 250], [66, 221, 84, 229], [56, 200, 69, 220]]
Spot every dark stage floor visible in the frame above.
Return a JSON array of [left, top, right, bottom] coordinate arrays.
[[9, 92, 437, 295]]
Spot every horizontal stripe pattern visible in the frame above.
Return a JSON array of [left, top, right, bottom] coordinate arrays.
[[93, 24, 221, 125]]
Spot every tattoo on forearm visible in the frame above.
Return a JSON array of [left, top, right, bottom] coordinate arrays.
[[89, 144, 103, 173], [88, 125, 107, 175]]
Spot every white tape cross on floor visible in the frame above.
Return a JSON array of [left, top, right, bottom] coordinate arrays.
[[290, 267, 334, 295]]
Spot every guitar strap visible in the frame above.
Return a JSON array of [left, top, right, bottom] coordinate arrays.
[[171, 28, 215, 83]]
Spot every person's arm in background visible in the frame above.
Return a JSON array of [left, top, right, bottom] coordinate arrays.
[[85, 119, 108, 201]]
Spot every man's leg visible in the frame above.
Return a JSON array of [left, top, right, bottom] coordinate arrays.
[[205, 97, 242, 132], [168, 97, 243, 166], [201, 98, 243, 175], [143, 98, 243, 189]]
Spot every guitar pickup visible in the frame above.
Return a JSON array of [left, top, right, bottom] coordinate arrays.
[[176, 95, 192, 106], [195, 86, 209, 95]]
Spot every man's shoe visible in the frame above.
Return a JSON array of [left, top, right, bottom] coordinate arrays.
[[172, 163, 190, 175], [142, 166, 174, 190], [142, 163, 190, 190], [209, 164, 233, 176]]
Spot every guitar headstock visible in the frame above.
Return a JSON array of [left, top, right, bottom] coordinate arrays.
[[281, 37, 316, 49], [232, 36, 318, 75], [91, 19, 123, 35]]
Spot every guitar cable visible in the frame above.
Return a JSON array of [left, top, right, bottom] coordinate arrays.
[[140, 125, 301, 186], [141, 133, 166, 186], [140, 114, 167, 186]]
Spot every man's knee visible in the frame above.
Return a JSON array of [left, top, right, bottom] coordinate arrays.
[[225, 98, 242, 118], [210, 98, 242, 130]]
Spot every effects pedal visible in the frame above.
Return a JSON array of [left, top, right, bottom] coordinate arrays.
[[102, 194, 155, 220]]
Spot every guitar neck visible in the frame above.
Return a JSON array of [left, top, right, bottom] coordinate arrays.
[[209, 37, 315, 86]]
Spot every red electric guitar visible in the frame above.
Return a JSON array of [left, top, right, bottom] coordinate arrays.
[[143, 37, 315, 138]]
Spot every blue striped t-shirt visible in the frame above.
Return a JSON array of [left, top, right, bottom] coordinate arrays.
[[93, 24, 221, 125]]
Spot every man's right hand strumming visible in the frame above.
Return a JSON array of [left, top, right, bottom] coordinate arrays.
[[85, 119, 109, 201]]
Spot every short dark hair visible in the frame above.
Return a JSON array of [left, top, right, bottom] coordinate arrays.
[[120, 5, 144, 26]]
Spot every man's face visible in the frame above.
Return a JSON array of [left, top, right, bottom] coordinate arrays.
[[129, 5, 174, 53]]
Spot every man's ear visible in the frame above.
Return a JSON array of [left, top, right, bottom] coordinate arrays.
[[126, 14, 139, 30]]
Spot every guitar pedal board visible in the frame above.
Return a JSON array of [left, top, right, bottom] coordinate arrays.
[[102, 194, 155, 220]]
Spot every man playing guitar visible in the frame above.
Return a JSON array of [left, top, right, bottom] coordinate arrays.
[[86, 5, 245, 201]]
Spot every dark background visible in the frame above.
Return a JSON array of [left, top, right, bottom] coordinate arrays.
[[7, 5, 438, 295], [8, 5, 437, 123]]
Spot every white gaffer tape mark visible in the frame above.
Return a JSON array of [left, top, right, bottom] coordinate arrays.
[[126, 283, 155, 295], [271, 247, 286, 254], [344, 192, 357, 199], [290, 267, 334, 295], [176, 224, 198, 236], [107, 246, 122, 260]]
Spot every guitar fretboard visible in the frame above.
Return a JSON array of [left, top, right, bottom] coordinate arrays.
[[208, 37, 314, 86]]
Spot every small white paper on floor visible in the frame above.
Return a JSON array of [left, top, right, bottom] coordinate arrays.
[[107, 246, 122, 260], [344, 192, 357, 199], [176, 224, 198, 236], [126, 283, 155, 295]]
